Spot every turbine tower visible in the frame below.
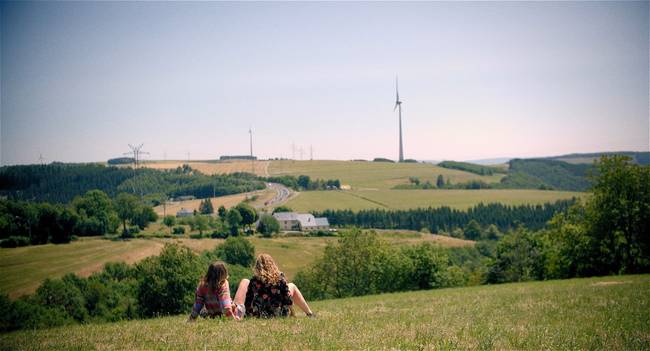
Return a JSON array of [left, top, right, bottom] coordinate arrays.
[[394, 76, 404, 162], [249, 127, 254, 174]]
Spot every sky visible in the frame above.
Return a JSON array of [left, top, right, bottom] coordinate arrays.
[[1, 1, 648, 165]]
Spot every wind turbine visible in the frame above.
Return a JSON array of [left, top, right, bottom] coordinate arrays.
[[394, 76, 404, 162]]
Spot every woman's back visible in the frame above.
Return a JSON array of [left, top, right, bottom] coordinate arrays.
[[244, 273, 293, 318]]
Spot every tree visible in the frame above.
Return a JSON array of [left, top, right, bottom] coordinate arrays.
[[114, 193, 139, 237], [582, 155, 650, 275], [163, 215, 176, 234], [215, 237, 255, 267], [226, 209, 242, 236], [72, 190, 118, 235], [194, 215, 209, 235], [217, 205, 227, 219], [235, 203, 258, 231], [436, 175, 445, 188], [297, 175, 311, 189], [272, 206, 292, 214], [464, 220, 482, 241], [199, 199, 214, 215], [257, 214, 280, 237]]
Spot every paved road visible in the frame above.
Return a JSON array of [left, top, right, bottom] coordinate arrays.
[[259, 182, 294, 209]]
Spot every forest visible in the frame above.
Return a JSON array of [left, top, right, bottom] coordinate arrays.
[[0, 163, 265, 203]]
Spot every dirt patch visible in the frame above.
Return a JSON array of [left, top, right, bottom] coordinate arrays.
[[591, 281, 631, 287]]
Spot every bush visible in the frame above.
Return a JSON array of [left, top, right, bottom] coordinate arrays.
[[0, 236, 31, 248], [172, 226, 186, 235], [135, 244, 203, 317], [215, 237, 255, 267], [189, 233, 204, 239], [211, 231, 229, 239]]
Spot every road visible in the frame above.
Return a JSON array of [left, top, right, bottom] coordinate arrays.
[[258, 182, 294, 209]]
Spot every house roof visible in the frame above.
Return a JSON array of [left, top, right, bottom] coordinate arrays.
[[273, 212, 299, 221], [314, 217, 329, 226], [273, 212, 329, 228]]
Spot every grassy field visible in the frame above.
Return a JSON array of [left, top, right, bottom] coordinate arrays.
[[152, 188, 276, 216], [142, 160, 270, 176], [287, 189, 586, 212], [0, 232, 471, 299], [268, 160, 503, 190], [2, 274, 648, 350], [268, 160, 585, 211]]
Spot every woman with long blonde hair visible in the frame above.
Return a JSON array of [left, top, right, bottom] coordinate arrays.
[[232, 253, 314, 318]]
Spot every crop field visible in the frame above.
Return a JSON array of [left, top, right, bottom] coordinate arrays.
[[268, 160, 504, 190], [152, 188, 276, 216], [268, 160, 586, 211], [0, 231, 469, 299], [287, 189, 586, 212], [2, 274, 648, 350], [142, 160, 270, 176]]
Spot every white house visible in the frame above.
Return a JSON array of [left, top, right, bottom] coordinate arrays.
[[272, 212, 330, 232]]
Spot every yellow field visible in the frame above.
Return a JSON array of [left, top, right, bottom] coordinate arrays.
[[152, 188, 276, 216], [0, 231, 471, 298], [142, 160, 270, 176]]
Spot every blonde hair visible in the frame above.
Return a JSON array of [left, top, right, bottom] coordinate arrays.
[[253, 254, 281, 285], [201, 261, 228, 291]]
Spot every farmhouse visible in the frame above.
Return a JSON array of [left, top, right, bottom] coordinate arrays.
[[272, 212, 330, 232]]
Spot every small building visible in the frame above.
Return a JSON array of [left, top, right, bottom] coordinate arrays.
[[176, 208, 194, 218], [273, 212, 330, 232], [174, 195, 195, 202]]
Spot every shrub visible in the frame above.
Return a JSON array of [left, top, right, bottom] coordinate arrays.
[[215, 237, 255, 267], [0, 236, 31, 248], [211, 231, 229, 239], [189, 233, 204, 239], [135, 244, 203, 317], [172, 226, 186, 235]]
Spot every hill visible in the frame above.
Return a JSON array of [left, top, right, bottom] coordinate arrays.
[[549, 151, 650, 165], [268, 160, 583, 212], [1, 274, 647, 350]]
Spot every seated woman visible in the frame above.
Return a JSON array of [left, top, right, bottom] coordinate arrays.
[[187, 261, 239, 321], [232, 253, 315, 318]]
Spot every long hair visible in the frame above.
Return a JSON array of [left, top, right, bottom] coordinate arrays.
[[201, 261, 228, 291], [254, 254, 281, 285]]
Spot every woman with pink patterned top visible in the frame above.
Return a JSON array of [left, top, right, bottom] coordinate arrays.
[[187, 261, 239, 321]]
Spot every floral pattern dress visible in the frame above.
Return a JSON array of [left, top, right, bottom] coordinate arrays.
[[244, 273, 293, 318]]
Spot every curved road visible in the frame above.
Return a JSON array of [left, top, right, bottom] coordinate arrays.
[[255, 182, 295, 209]]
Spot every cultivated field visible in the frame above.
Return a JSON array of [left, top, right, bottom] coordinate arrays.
[[287, 189, 586, 212], [152, 188, 276, 216], [142, 160, 270, 176], [0, 231, 470, 299], [2, 274, 648, 350], [268, 160, 504, 189], [268, 160, 585, 211]]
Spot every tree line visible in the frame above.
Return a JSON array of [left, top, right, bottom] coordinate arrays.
[[313, 199, 575, 233], [263, 175, 341, 191], [0, 190, 158, 247], [0, 163, 265, 204]]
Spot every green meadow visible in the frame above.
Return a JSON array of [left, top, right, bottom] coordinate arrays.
[[2, 274, 648, 350], [268, 160, 585, 211], [0, 232, 472, 299]]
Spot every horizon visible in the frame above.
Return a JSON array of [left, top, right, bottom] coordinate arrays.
[[2, 1, 649, 165]]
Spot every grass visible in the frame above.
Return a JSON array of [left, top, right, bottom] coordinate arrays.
[[0, 231, 470, 298], [268, 160, 503, 190], [2, 274, 648, 350], [287, 189, 586, 212], [152, 188, 276, 217]]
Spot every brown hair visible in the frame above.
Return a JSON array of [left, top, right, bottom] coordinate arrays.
[[253, 254, 281, 285], [201, 261, 229, 291]]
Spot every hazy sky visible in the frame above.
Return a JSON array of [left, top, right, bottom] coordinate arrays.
[[1, 1, 648, 165]]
